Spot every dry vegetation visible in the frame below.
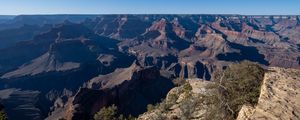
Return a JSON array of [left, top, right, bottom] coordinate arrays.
[[0, 104, 8, 120], [94, 104, 135, 120], [217, 61, 265, 119], [138, 61, 265, 120]]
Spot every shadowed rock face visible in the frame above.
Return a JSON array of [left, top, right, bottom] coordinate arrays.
[[47, 63, 174, 120], [0, 24, 52, 49], [85, 63, 174, 116], [0, 21, 135, 120], [0, 15, 300, 120], [217, 42, 269, 65], [0, 89, 42, 120]]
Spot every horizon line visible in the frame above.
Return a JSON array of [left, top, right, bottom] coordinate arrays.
[[1, 13, 300, 16]]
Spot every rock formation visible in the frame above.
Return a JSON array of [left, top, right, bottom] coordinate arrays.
[[237, 67, 300, 120], [0, 15, 300, 120], [138, 67, 300, 120]]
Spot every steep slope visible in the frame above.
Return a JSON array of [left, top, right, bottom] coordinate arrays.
[[2, 40, 93, 78], [237, 67, 300, 120], [46, 62, 174, 120], [87, 62, 141, 89], [0, 89, 42, 120], [0, 21, 127, 79], [0, 21, 94, 75], [0, 24, 52, 49], [0, 21, 135, 120]]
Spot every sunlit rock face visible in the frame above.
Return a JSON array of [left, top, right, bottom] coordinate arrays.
[[237, 67, 300, 120]]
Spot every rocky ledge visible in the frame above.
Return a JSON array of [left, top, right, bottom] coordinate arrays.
[[237, 67, 300, 120]]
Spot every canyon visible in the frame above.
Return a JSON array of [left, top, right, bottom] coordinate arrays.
[[0, 15, 299, 120]]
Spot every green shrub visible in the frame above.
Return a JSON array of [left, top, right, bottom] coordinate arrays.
[[146, 104, 156, 112], [94, 104, 136, 120], [183, 82, 193, 99], [183, 83, 192, 93], [94, 104, 118, 120], [158, 100, 169, 112], [218, 61, 265, 119], [0, 111, 7, 120], [138, 61, 265, 120], [167, 93, 178, 105], [0, 104, 7, 120]]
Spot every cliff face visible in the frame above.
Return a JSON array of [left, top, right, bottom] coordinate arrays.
[[0, 89, 42, 120], [46, 63, 174, 120], [237, 67, 300, 120]]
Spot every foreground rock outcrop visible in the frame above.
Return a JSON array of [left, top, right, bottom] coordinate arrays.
[[138, 79, 217, 120], [138, 67, 300, 120], [237, 67, 300, 120]]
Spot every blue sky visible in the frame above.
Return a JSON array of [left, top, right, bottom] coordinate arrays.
[[0, 0, 299, 15]]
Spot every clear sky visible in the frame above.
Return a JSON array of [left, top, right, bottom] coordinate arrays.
[[0, 0, 299, 15]]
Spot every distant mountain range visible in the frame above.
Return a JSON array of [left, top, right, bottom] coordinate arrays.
[[0, 15, 14, 24], [0, 14, 299, 120]]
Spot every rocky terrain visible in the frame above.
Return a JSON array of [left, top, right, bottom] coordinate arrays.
[[237, 67, 300, 120], [0, 15, 299, 120], [0, 89, 42, 120], [137, 79, 216, 120], [138, 67, 300, 120], [46, 62, 174, 120]]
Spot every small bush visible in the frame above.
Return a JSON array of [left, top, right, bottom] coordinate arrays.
[[94, 104, 136, 120], [167, 93, 178, 105], [147, 104, 156, 112], [94, 104, 118, 120], [0, 111, 8, 120], [0, 104, 8, 120], [138, 61, 265, 120], [183, 82, 193, 99], [183, 83, 192, 93], [158, 100, 169, 112]]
